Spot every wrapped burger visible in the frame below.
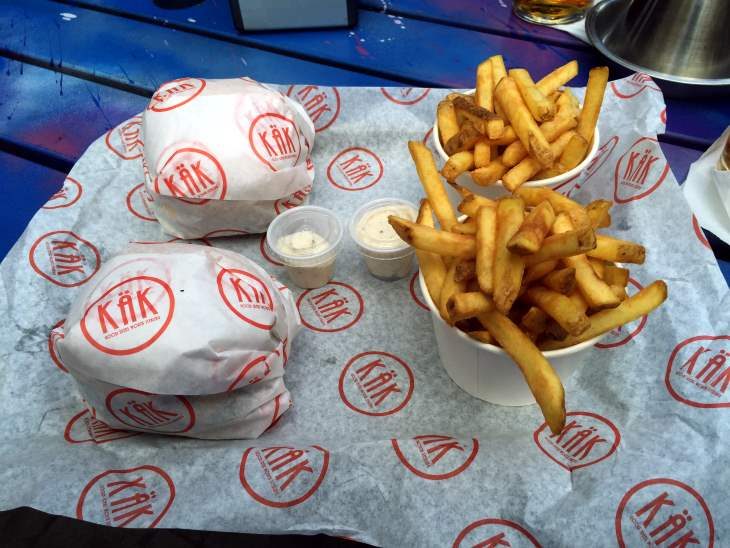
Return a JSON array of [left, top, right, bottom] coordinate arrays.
[[57, 243, 301, 439], [142, 77, 315, 239]]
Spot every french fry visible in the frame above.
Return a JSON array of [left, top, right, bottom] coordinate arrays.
[[502, 130, 575, 191], [521, 306, 549, 336], [389, 216, 476, 258], [484, 126, 518, 147], [468, 330, 494, 344], [476, 204, 498, 295], [603, 265, 629, 287], [453, 96, 504, 139], [567, 290, 589, 315], [545, 319, 568, 341], [490, 55, 508, 88], [495, 77, 554, 167], [523, 259, 558, 284], [510, 68, 556, 122], [447, 92, 474, 104], [577, 66, 609, 143], [525, 286, 590, 336], [507, 201, 556, 255], [515, 187, 591, 230], [445, 120, 482, 155], [437, 100, 460, 145], [586, 200, 612, 228], [477, 309, 566, 434], [408, 141, 458, 231], [542, 267, 576, 295], [542, 281, 668, 349], [415, 200, 447, 305], [447, 291, 494, 322], [536, 60, 579, 96], [556, 89, 580, 118], [442, 151, 475, 183], [523, 227, 596, 266], [471, 161, 508, 187], [501, 115, 578, 167], [558, 133, 589, 171], [588, 257, 605, 279], [493, 198, 525, 313], [439, 261, 466, 323], [452, 220, 477, 235], [474, 140, 491, 169], [476, 59, 494, 112], [588, 235, 646, 264], [611, 284, 628, 301], [454, 259, 477, 282], [458, 193, 497, 218]]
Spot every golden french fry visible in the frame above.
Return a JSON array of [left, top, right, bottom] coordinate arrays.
[[611, 284, 628, 301], [483, 126, 518, 147], [521, 306, 549, 335], [454, 259, 477, 282], [501, 115, 578, 167], [567, 290, 589, 315], [478, 308, 566, 434], [588, 235, 646, 264], [603, 265, 629, 287], [437, 100, 460, 145], [474, 140, 491, 168], [495, 77, 554, 167], [577, 66, 609, 143], [515, 187, 591, 230], [588, 257, 605, 279], [545, 319, 568, 341], [415, 200, 447, 305], [507, 201, 556, 255], [536, 60, 579, 96], [476, 59, 494, 112], [556, 89, 580, 118], [586, 200, 612, 228], [525, 286, 590, 336], [542, 267, 576, 295], [439, 261, 466, 323], [389, 216, 476, 258], [458, 193, 497, 218], [445, 121, 482, 155], [523, 227, 596, 266], [510, 68, 556, 122], [468, 330, 494, 344], [502, 130, 575, 191], [452, 220, 477, 235], [523, 259, 559, 284], [453, 96, 504, 139], [471, 161, 508, 187], [493, 197, 525, 313], [408, 141, 458, 231], [447, 291, 494, 322], [447, 92, 474, 104], [542, 281, 668, 349], [476, 204, 498, 295], [442, 151, 475, 183], [490, 55, 508, 88], [558, 133, 589, 171]]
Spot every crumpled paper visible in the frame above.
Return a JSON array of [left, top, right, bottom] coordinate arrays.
[[0, 76, 728, 547]]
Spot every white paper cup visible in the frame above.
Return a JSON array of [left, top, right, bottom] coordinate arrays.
[[418, 270, 607, 406], [266, 206, 343, 289], [433, 90, 600, 200]]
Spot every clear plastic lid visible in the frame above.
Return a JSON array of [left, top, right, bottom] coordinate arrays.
[[266, 206, 343, 266], [349, 198, 418, 258]]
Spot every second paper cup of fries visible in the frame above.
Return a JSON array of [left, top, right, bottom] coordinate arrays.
[[434, 56, 606, 199]]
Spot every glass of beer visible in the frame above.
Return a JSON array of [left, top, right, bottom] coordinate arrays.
[[513, 0, 591, 25]]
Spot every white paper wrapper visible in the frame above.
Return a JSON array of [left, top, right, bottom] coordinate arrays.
[[0, 76, 728, 546], [142, 77, 315, 239]]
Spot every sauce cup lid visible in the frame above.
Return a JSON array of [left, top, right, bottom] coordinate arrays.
[[266, 205, 343, 266], [349, 198, 418, 257]]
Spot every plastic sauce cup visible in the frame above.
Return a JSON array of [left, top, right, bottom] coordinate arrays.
[[349, 198, 418, 281], [266, 206, 343, 289]]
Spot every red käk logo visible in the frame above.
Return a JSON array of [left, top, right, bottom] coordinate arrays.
[[409, 271, 429, 311], [43, 177, 83, 209], [297, 282, 364, 333], [453, 518, 541, 547], [154, 147, 227, 204], [665, 335, 730, 408], [327, 147, 384, 191], [105, 116, 144, 160], [80, 275, 175, 356], [392, 435, 478, 480], [380, 87, 431, 105], [76, 465, 176, 528], [595, 278, 648, 349], [534, 411, 620, 471], [106, 388, 195, 434], [29, 231, 101, 288], [265, 392, 292, 432], [48, 319, 68, 373], [126, 183, 157, 222], [217, 268, 275, 331], [611, 72, 662, 99], [227, 348, 281, 392], [249, 113, 302, 172], [614, 137, 669, 204], [239, 445, 329, 508], [616, 478, 714, 547], [274, 184, 312, 214], [64, 409, 141, 444], [339, 351, 414, 417], [148, 77, 206, 112], [287, 85, 340, 132]]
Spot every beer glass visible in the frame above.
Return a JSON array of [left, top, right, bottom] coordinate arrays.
[[513, 0, 591, 25]]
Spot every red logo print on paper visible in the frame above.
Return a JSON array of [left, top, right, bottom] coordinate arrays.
[[217, 268, 275, 331], [453, 518, 541, 548], [611, 73, 661, 99], [287, 85, 340, 132], [297, 282, 364, 333], [274, 184, 312, 214], [392, 435, 478, 480], [665, 335, 730, 408], [105, 116, 144, 160], [614, 137, 669, 204], [64, 409, 140, 444], [106, 388, 195, 433], [239, 445, 329, 508], [327, 147, 384, 191], [43, 177, 82, 209], [48, 320, 68, 373], [29, 231, 101, 288], [339, 351, 414, 417], [265, 392, 292, 433], [596, 278, 648, 349], [380, 87, 430, 105], [692, 215, 711, 250], [126, 183, 156, 222], [154, 147, 227, 204], [227, 348, 282, 392], [409, 271, 429, 311], [76, 465, 175, 528], [534, 411, 620, 471], [148, 77, 206, 112], [81, 275, 174, 356], [554, 135, 620, 197], [616, 478, 714, 547], [249, 113, 302, 171]]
